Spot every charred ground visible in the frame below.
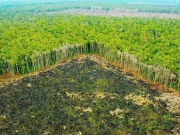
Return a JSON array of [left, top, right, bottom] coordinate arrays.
[[0, 55, 179, 135]]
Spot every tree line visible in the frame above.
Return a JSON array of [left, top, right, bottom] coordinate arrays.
[[0, 12, 180, 90]]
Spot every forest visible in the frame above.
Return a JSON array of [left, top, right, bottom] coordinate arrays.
[[1, 0, 180, 14], [0, 7, 180, 90]]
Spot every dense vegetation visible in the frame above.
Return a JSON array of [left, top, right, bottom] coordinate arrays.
[[0, 0, 180, 90], [1, 13, 180, 89]]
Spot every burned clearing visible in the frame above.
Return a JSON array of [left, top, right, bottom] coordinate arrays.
[[0, 55, 179, 135]]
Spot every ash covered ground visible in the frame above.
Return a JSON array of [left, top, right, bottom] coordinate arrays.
[[0, 55, 179, 135]]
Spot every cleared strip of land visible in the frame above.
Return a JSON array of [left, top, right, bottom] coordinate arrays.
[[47, 9, 180, 19]]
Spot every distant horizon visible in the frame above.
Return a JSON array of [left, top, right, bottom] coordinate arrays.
[[0, 0, 180, 6]]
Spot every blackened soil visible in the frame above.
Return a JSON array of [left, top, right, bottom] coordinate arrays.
[[0, 55, 178, 135]]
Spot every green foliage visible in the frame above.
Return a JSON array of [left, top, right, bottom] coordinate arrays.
[[0, 2, 180, 90], [0, 14, 180, 74]]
